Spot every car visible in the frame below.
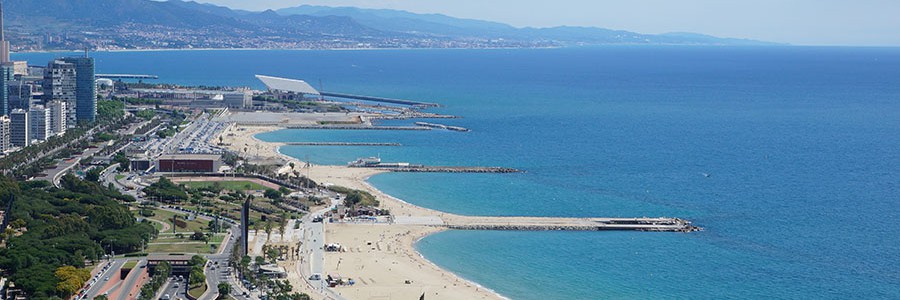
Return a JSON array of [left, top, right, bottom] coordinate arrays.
[[104, 276, 109, 281], [309, 274, 321, 281]]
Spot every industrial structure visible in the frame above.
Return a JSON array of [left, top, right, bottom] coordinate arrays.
[[255, 74, 439, 107], [255, 75, 320, 100], [129, 88, 252, 108]]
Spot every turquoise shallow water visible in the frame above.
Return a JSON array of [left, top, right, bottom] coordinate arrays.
[[19, 47, 900, 299]]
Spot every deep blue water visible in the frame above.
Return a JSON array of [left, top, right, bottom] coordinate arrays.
[[18, 47, 900, 299]]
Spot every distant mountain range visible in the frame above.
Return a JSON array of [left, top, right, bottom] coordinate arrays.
[[276, 5, 775, 46], [2, 0, 777, 51]]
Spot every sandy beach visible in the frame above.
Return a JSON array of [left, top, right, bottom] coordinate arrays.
[[220, 119, 506, 300]]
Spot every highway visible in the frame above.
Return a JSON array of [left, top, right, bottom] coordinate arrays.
[[81, 259, 126, 300], [116, 259, 147, 300], [199, 222, 254, 300], [158, 278, 184, 300]]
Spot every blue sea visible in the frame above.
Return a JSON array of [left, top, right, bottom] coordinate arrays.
[[18, 47, 900, 299]]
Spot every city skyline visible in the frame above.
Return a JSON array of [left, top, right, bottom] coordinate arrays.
[[194, 0, 900, 46]]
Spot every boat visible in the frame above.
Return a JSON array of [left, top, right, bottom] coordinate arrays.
[[348, 157, 381, 167]]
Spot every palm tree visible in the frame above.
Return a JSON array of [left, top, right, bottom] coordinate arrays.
[[279, 213, 288, 240], [264, 220, 273, 241]]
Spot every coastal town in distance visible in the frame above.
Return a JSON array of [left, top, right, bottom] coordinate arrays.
[[1, 1, 898, 300]]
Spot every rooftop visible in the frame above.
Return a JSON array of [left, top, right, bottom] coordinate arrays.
[[158, 154, 222, 161], [256, 75, 320, 95]]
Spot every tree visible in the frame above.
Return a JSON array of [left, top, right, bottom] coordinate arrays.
[[55, 266, 91, 297], [264, 220, 273, 241], [278, 186, 291, 196], [278, 213, 288, 239], [255, 256, 266, 266], [191, 231, 207, 242], [113, 153, 130, 171], [189, 255, 207, 267], [266, 247, 281, 263], [217, 283, 231, 298], [143, 177, 188, 203], [189, 267, 206, 286], [94, 295, 110, 300], [85, 168, 102, 182], [264, 189, 282, 201], [241, 256, 251, 270]]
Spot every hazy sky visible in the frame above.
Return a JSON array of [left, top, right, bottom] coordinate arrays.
[[194, 0, 900, 46]]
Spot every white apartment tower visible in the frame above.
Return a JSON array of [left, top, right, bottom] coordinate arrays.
[[30, 105, 50, 142], [0, 116, 9, 152], [48, 100, 66, 136]]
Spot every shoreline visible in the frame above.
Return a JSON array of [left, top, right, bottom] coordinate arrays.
[[221, 123, 509, 300], [12, 46, 563, 55]]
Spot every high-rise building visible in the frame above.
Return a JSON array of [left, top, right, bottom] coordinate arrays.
[[62, 57, 96, 123], [0, 64, 10, 116], [0, 0, 10, 116], [9, 108, 28, 147], [29, 105, 49, 142], [43, 60, 77, 128], [0, 116, 9, 152], [47, 100, 66, 136], [0, 0, 10, 64], [8, 81, 34, 111]]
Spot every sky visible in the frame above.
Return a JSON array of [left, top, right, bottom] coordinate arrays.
[[193, 0, 900, 46]]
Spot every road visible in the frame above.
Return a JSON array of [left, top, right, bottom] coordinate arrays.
[[34, 142, 106, 186], [116, 259, 147, 300], [297, 196, 347, 300], [199, 222, 249, 300], [158, 277, 185, 300], [81, 259, 126, 300]]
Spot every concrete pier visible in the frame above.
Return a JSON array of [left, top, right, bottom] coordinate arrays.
[[414, 122, 470, 132], [444, 217, 701, 232], [382, 166, 522, 173], [285, 125, 431, 131], [322, 91, 441, 107], [284, 142, 402, 146]]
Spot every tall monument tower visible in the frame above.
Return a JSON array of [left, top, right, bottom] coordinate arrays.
[[0, 0, 10, 64]]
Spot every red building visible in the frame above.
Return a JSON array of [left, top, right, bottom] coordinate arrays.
[[156, 154, 221, 173]]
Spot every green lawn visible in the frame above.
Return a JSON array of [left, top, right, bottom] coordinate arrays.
[[145, 209, 209, 233], [188, 284, 207, 299], [182, 180, 271, 191], [123, 261, 138, 269], [147, 220, 164, 231], [154, 234, 225, 244], [183, 202, 266, 226], [115, 174, 126, 180], [146, 242, 218, 254]]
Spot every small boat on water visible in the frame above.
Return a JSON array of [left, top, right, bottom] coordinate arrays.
[[349, 157, 381, 167]]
